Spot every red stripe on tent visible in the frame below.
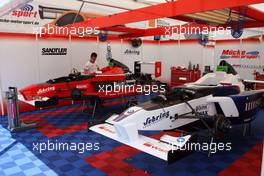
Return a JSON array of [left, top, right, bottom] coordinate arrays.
[[203, 45, 215, 48], [160, 39, 208, 44], [69, 0, 264, 29], [0, 32, 36, 40], [0, 32, 262, 44], [216, 38, 260, 44]]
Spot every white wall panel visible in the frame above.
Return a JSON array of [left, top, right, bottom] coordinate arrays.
[[70, 39, 99, 71], [159, 41, 204, 83], [0, 36, 263, 93], [261, 41, 264, 67], [0, 38, 39, 90], [119, 41, 143, 72], [158, 42, 176, 82], [37, 39, 72, 82], [178, 42, 203, 67], [202, 46, 215, 71], [141, 42, 160, 73], [240, 42, 263, 79], [98, 41, 122, 68]]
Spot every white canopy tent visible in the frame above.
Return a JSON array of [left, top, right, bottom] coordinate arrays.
[[2, 0, 264, 21], [1, 0, 264, 38]]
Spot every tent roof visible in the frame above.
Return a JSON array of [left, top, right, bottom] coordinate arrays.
[[34, 0, 264, 15]]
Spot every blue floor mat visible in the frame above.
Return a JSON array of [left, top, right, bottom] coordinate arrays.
[[0, 97, 263, 176]]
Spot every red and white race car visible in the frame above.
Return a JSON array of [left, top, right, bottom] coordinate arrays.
[[19, 60, 164, 108]]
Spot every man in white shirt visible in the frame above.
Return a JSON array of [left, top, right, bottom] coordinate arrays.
[[84, 52, 99, 74]]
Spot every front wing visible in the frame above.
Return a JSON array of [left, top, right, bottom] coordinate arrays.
[[90, 123, 196, 163]]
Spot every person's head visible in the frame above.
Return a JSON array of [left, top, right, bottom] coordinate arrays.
[[219, 60, 227, 66], [90, 52, 97, 63]]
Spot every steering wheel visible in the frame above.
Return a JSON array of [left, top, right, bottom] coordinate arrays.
[[180, 89, 196, 100], [69, 68, 81, 79], [71, 68, 79, 75]]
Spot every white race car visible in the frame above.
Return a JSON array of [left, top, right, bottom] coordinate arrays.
[[90, 67, 264, 163]]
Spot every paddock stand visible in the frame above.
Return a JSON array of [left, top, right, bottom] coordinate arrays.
[[86, 97, 104, 131], [5, 87, 37, 132]]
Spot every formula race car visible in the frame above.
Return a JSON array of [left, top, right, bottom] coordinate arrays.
[[19, 59, 165, 108], [90, 62, 264, 163]]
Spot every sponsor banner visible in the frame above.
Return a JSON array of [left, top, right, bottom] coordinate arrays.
[[215, 43, 263, 80], [42, 48, 67, 56], [0, 0, 32, 17], [220, 49, 260, 60], [0, 2, 41, 33], [0, 1, 101, 34], [124, 49, 140, 55]]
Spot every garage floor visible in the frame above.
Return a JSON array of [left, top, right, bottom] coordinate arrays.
[[0, 95, 263, 176]]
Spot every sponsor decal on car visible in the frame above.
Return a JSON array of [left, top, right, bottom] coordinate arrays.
[[76, 85, 88, 89], [245, 98, 262, 111], [143, 142, 168, 153], [143, 111, 170, 128], [177, 137, 186, 143], [98, 126, 115, 134], [195, 104, 208, 115], [37, 86, 55, 95], [220, 50, 259, 60]]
